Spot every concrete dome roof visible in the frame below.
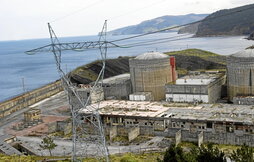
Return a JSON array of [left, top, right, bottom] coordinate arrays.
[[231, 49, 254, 58], [135, 52, 168, 60]]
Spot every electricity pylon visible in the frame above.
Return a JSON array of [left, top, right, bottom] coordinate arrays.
[[27, 21, 109, 161]]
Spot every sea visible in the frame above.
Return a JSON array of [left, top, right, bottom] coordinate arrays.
[[0, 32, 253, 102]]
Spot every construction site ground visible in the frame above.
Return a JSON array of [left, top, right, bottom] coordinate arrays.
[[0, 91, 170, 156]]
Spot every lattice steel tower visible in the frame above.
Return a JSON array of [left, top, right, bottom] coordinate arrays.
[[27, 21, 110, 161]]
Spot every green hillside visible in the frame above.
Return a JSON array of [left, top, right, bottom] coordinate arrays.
[[70, 49, 226, 84]]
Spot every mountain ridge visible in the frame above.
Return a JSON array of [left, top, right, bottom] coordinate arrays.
[[108, 14, 208, 35], [195, 3, 254, 37]]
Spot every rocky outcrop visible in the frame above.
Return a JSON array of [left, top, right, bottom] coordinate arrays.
[[247, 32, 254, 40], [178, 22, 200, 34]]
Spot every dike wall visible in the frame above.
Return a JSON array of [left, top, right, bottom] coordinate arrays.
[[0, 80, 63, 119]]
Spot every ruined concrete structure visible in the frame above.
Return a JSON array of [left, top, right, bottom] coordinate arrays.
[[69, 85, 104, 110], [100, 74, 132, 100], [233, 96, 254, 105], [165, 72, 226, 103], [80, 100, 254, 146], [129, 52, 177, 101], [129, 92, 153, 101], [227, 49, 254, 101], [24, 108, 42, 123]]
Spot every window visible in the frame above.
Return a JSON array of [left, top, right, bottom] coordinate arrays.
[[207, 122, 213, 128]]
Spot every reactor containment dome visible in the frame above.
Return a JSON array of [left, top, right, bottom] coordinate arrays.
[[129, 52, 177, 101], [227, 49, 254, 101]]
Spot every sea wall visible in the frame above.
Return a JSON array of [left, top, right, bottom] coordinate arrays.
[[0, 80, 63, 119]]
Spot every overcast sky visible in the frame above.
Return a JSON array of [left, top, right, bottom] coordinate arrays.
[[0, 0, 253, 41]]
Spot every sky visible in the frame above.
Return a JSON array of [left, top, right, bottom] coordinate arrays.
[[0, 0, 253, 41]]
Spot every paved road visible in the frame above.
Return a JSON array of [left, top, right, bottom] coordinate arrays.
[[17, 136, 164, 156]]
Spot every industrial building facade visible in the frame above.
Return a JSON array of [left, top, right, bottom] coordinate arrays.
[[80, 100, 254, 146], [165, 72, 226, 103]]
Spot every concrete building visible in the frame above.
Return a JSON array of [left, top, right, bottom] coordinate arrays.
[[24, 108, 42, 123], [68, 85, 104, 110], [80, 100, 254, 146], [129, 52, 177, 101], [100, 74, 132, 100], [233, 96, 254, 105], [227, 49, 254, 102], [165, 72, 226, 103], [129, 92, 153, 101]]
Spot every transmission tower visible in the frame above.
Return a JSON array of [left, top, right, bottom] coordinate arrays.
[[28, 21, 109, 161]]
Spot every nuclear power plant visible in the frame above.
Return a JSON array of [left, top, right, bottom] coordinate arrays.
[[2, 49, 254, 157], [227, 48, 254, 102]]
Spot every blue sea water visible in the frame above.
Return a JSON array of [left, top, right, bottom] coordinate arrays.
[[0, 32, 253, 101]]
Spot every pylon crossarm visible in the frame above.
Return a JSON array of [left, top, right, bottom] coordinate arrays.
[[25, 41, 117, 54]]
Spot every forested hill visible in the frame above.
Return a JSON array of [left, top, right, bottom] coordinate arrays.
[[108, 14, 208, 35], [195, 3, 254, 37]]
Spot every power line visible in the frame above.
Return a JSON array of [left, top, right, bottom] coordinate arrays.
[[110, 4, 254, 43], [116, 33, 192, 47], [50, 0, 104, 23], [119, 36, 193, 48], [26, 4, 254, 54], [109, 0, 167, 21]]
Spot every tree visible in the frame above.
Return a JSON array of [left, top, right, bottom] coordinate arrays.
[[163, 144, 187, 162], [196, 143, 225, 162], [230, 144, 253, 162], [39, 136, 57, 156]]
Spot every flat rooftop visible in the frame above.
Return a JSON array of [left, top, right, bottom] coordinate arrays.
[[82, 100, 171, 117], [166, 104, 254, 124], [175, 73, 223, 85], [102, 73, 130, 84], [80, 100, 254, 124]]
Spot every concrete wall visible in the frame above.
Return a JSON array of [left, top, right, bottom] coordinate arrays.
[[128, 127, 140, 142], [167, 128, 254, 147], [207, 75, 226, 103], [165, 74, 225, 103], [165, 84, 208, 94], [48, 120, 71, 135], [0, 81, 62, 119], [103, 79, 132, 100], [48, 122, 57, 134], [233, 97, 254, 105], [109, 126, 117, 140], [198, 131, 204, 147], [69, 87, 103, 110], [166, 94, 208, 103], [175, 130, 181, 146]]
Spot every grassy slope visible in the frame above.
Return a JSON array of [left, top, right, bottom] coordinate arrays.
[[164, 49, 226, 75], [70, 49, 226, 84], [0, 153, 163, 162]]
